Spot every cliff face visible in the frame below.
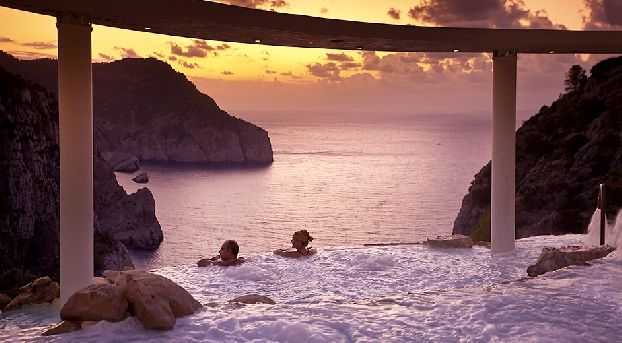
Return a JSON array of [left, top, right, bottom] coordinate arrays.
[[0, 67, 161, 277], [0, 52, 274, 164], [0, 67, 60, 276], [453, 56, 622, 238]]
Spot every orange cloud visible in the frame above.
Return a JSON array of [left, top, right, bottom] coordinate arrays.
[[387, 7, 401, 20], [21, 41, 56, 50], [408, 0, 566, 29], [114, 47, 139, 58], [583, 0, 622, 29], [220, 0, 288, 9], [326, 52, 354, 62]]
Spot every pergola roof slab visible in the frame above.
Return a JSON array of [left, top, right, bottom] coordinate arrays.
[[2, 0, 622, 54]]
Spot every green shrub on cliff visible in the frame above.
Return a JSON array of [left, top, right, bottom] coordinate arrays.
[[471, 209, 491, 243]]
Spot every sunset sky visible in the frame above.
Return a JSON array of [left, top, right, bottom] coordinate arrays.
[[1, 0, 621, 117]]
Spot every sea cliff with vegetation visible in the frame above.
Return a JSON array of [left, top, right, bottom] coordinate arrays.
[[0, 68, 153, 297], [453, 57, 622, 241]]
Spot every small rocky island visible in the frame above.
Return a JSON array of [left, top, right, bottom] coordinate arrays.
[[0, 51, 274, 166], [454, 57, 622, 239]]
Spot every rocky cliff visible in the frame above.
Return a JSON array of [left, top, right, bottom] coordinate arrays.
[[0, 67, 161, 278], [0, 51, 273, 164], [453, 56, 622, 239]]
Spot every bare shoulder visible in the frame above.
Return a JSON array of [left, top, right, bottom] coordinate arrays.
[[197, 258, 212, 267], [273, 249, 302, 258]]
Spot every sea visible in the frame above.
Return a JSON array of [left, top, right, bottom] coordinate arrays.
[[117, 111, 519, 270], [3, 111, 622, 342]]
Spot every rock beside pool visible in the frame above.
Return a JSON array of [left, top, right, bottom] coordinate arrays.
[[132, 172, 149, 183], [527, 245, 616, 277], [60, 283, 128, 322], [116, 270, 202, 330], [230, 294, 276, 305], [4, 277, 59, 311], [425, 234, 473, 248], [43, 270, 201, 335], [42, 321, 82, 336]]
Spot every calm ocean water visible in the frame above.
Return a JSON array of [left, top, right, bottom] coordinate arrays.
[[116, 112, 529, 270]]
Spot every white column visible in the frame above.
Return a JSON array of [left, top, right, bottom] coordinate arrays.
[[57, 15, 93, 305], [491, 50, 517, 254]]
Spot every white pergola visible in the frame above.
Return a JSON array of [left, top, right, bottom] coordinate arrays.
[[1, 0, 621, 305]]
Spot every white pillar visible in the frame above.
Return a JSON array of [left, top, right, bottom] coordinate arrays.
[[57, 15, 93, 305], [491, 50, 517, 254]]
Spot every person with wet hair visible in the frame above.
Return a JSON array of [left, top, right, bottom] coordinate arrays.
[[197, 239, 245, 267], [274, 230, 316, 258]]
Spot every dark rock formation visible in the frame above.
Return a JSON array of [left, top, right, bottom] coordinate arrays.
[[229, 294, 276, 305], [4, 276, 59, 311], [0, 51, 273, 164], [527, 245, 616, 277], [60, 283, 128, 322], [102, 151, 140, 172], [424, 235, 473, 248], [115, 270, 203, 330], [94, 152, 162, 250], [132, 172, 149, 183], [0, 67, 157, 281], [42, 320, 82, 336], [0, 293, 10, 309], [454, 57, 622, 238], [0, 67, 60, 277]]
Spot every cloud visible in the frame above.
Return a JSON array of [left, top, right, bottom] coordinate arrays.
[[98, 53, 114, 61], [340, 62, 362, 70], [408, 0, 565, 29], [177, 59, 201, 69], [320, 7, 328, 14], [387, 7, 401, 20], [152, 52, 165, 59], [221, 0, 288, 9], [5, 50, 56, 60], [114, 47, 139, 58], [168, 55, 177, 61], [0, 37, 14, 43], [170, 40, 230, 58], [265, 70, 277, 74], [22, 41, 56, 50], [222, 71, 234, 75], [171, 42, 207, 58], [281, 71, 300, 79], [583, 0, 622, 29], [307, 62, 341, 81], [326, 52, 354, 62]]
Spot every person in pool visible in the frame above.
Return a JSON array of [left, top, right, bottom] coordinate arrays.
[[197, 240, 245, 267], [274, 230, 316, 258]]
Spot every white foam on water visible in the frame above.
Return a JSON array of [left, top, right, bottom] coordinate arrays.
[[586, 208, 622, 250], [2, 234, 621, 342]]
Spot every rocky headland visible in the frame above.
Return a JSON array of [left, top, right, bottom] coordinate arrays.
[[0, 51, 274, 166], [453, 56, 622, 239], [0, 66, 161, 292]]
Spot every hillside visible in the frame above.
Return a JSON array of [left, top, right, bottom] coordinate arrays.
[[453, 56, 622, 239], [0, 51, 273, 164]]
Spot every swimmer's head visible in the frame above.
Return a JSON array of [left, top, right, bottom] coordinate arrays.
[[291, 230, 314, 248], [220, 240, 239, 260]]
